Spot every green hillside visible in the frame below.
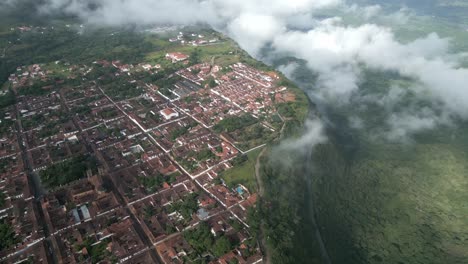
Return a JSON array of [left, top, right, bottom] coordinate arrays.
[[305, 69, 468, 263]]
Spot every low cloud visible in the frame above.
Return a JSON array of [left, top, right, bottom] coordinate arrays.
[[280, 119, 328, 152], [272, 24, 458, 104], [385, 110, 444, 142], [227, 13, 285, 56]]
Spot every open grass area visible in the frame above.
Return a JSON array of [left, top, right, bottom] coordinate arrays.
[[213, 54, 242, 67], [144, 39, 239, 65], [42, 62, 73, 79], [221, 147, 264, 192]]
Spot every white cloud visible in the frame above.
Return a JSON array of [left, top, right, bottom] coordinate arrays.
[[279, 119, 327, 151], [272, 22, 468, 121], [39, 0, 342, 25], [384, 108, 451, 142], [348, 4, 382, 20], [277, 63, 300, 79], [227, 13, 285, 55]]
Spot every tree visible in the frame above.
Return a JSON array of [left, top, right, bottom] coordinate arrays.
[[0, 220, 17, 251], [202, 77, 217, 88], [213, 114, 256, 133], [190, 48, 201, 65], [170, 193, 200, 220], [0, 90, 15, 109], [0, 192, 5, 208], [212, 236, 232, 257], [232, 154, 248, 166], [209, 78, 217, 88], [184, 222, 214, 253], [196, 148, 215, 161], [40, 155, 98, 188]]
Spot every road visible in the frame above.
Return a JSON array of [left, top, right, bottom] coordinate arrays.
[[253, 147, 272, 264], [1, 44, 13, 58], [303, 120, 332, 264], [97, 86, 167, 263], [13, 97, 55, 263], [103, 170, 163, 264], [254, 148, 266, 197]]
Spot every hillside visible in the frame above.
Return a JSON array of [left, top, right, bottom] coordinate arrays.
[[284, 67, 468, 263]]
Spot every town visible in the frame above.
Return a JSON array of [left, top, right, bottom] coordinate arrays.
[[0, 29, 298, 264]]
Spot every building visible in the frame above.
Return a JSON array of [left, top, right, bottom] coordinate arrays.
[[160, 108, 179, 120], [166, 52, 189, 63]]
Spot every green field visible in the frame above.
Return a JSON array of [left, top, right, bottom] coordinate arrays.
[[221, 148, 264, 192], [145, 39, 241, 66]]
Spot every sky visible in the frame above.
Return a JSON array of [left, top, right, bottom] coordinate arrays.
[[22, 0, 468, 143]]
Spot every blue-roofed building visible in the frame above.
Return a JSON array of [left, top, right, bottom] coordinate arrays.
[[71, 209, 80, 223], [197, 208, 209, 220], [236, 186, 244, 195], [80, 205, 91, 220]]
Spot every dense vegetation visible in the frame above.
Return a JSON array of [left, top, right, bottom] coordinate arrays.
[[0, 21, 157, 86], [76, 237, 115, 263], [169, 192, 199, 220], [0, 192, 6, 208], [309, 123, 468, 263], [213, 114, 257, 133], [184, 222, 235, 259], [170, 121, 197, 140], [40, 155, 98, 188], [139, 173, 177, 192], [308, 114, 468, 263], [0, 90, 16, 109], [257, 145, 325, 264], [0, 219, 18, 251]]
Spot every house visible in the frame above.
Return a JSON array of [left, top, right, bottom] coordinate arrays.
[[166, 52, 189, 63], [160, 108, 179, 120], [211, 221, 225, 237], [142, 64, 152, 71]]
